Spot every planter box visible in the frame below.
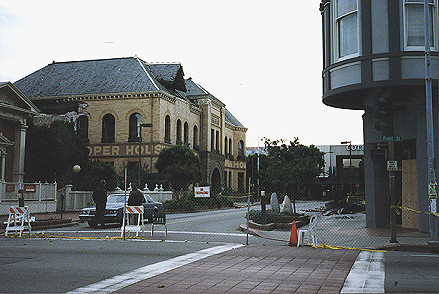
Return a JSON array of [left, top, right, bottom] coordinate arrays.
[[249, 216, 309, 231]]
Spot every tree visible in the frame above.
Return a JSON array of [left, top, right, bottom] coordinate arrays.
[[155, 144, 202, 197], [25, 121, 119, 191], [246, 152, 269, 197], [79, 160, 119, 191], [25, 121, 88, 184], [261, 137, 324, 199]]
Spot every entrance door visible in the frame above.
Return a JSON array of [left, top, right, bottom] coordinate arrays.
[[211, 168, 221, 196]]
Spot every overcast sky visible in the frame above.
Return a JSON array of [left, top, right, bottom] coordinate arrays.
[[0, 0, 364, 147]]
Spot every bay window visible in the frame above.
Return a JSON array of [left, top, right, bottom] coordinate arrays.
[[404, 0, 437, 50], [335, 0, 359, 60]]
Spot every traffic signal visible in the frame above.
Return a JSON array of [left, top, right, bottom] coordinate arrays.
[[374, 92, 393, 136]]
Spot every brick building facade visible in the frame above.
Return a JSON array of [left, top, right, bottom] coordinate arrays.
[[14, 57, 247, 192]]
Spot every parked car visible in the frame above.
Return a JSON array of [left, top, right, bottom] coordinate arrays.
[[79, 193, 165, 228]]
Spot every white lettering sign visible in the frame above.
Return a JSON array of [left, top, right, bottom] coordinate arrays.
[[194, 186, 210, 198], [346, 145, 364, 152]]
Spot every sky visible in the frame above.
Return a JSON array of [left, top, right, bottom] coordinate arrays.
[[0, 0, 364, 147]]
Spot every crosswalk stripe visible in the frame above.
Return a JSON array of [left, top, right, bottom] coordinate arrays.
[[341, 251, 385, 293], [68, 243, 243, 293]]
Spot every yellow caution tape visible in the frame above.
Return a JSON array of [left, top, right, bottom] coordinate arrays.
[[311, 242, 387, 253], [1, 232, 160, 241], [391, 205, 439, 218]]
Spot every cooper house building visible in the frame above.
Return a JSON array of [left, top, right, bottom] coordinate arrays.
[[320, 0, 438, 232], [14, 57, 247, 193]]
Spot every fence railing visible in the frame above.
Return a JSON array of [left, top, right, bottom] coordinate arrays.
[[0, 181, 57, 201], [57, 185, 93, 212]]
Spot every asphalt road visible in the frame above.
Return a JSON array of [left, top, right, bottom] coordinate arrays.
[[385, 251, 439, 293], [0, 237, 219, 293], [45, 206, 286, 246]]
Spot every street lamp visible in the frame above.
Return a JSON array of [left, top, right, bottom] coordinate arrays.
[[138, 122, 153, 186], [341, 141, 353, 196]]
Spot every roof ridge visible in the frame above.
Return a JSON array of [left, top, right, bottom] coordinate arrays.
[[47, 56, 136, 66], [135, 58, 160, 91]]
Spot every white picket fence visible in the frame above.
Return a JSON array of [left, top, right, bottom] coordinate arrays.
[[1, 182, 173, 215], [0, 181, 57, 215]]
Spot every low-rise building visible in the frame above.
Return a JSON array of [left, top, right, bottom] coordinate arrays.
[[14, 57, 247, 193]]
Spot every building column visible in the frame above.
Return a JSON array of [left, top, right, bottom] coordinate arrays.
[[364, 142, 390, 227], [12, 122, 27, 182], [0, 148, 6, 181]]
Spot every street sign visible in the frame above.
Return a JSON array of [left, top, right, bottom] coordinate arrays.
[[381, 135, 402, 142], [429, 182, 437, 199], [387, 161, 398, 171]]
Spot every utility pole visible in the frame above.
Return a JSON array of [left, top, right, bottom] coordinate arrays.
[[389, 141, 398, 243], [424, 0, 438, 243]]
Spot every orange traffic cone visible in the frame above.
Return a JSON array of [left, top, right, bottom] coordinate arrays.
[[289, 221, 298, 246]]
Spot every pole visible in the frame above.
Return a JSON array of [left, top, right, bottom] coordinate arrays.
[[123, 167, 127, 240], [424, 0, 438, 243], [349, 142, 353, 195], [246, 177, 251, 246], [258, 141, 265, 223], [138, 123, 142, 187], [389, 141, 398, 243], [150, 97, 154, 173]]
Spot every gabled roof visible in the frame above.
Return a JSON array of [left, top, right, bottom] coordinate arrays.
[[0, 82, 40, 114], [185, 79, 244, 128], [185, 78, 209, 97], [225, 108, 244, 127], [12, 57, 245, 129], [13, 57, 186, 99]]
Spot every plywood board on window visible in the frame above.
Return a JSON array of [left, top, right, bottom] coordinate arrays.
[[402, 160, 418, 229]]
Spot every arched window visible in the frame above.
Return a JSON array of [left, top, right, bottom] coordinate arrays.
[[229, 138, 232, 155], [165, 115, 171, 143], [102, 114, 115, 143], [183, 122, 189, 145], [129, 113, 142, 142], [193, 125, 198, 149], [211, 129, 215, 151], [225, 136, 228, 155], [238, 140, 244, 159], [77, 116, 88, 140], [176, 119, 182, 144]]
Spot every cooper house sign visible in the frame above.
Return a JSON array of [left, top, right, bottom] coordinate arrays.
[[88, 143, 165, 158]]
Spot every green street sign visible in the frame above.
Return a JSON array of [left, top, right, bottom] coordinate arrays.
[[429, 182, 438, 199], [381, 135, 402, 142]]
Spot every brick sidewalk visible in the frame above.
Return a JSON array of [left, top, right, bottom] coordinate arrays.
[[114, 245, 359, 294]]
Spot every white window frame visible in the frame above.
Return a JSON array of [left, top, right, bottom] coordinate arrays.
[[403, 0, 438, 51], [332, 0, 361, 62]]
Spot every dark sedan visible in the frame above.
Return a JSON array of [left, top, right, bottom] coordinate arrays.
[[79, 193, 165, 228]]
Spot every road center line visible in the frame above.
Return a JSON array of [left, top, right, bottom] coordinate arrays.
[[68, 243, 243, 293]]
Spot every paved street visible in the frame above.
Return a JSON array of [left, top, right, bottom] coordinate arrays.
[[384, 251, 439, 293], [0, 237, 222, 293], [41, 206, 286, 246], [2, 202, 439, 293]]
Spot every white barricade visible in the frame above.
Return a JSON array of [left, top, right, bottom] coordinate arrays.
[[121, 206, 144, 237], [4, 206, 35, 237]]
